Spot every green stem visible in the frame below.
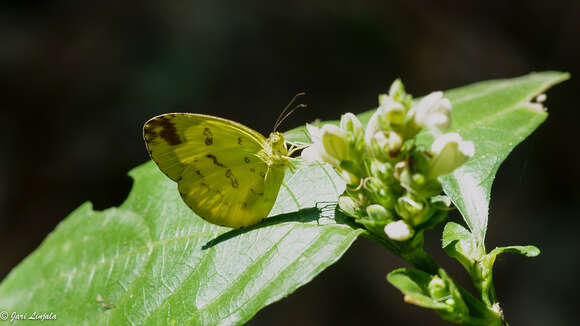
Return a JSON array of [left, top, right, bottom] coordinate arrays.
[[362, 229, 438, 274], [400, 246, 438, 274], [363, 226, 508, 325]]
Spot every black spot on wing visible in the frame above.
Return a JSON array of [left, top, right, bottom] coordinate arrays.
[[244, 157, 250, 163], [146, 116, 182, 146], [196, 170, 204, 178], [225, 169, 239, 188], [203, 128, 213, 145], [206, 154, 227, 168], [237, 137, 243, 145], [249, 188, 264, 196]]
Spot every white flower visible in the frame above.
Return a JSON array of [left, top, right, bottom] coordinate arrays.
[[369, 131, 402, 158], [340, 112, 363, 140], [321, 124, 349, 162], [339, 195, 359, 217], [302, 124, 338, 166], [379, 97, 406, 125], [364, 111, 381, 149], [413, 91, 452, 130], [429, 132, 475, 178], [301, 123, 351, 167], [384, 220, 414, 241], [366, 204, 391, 221]]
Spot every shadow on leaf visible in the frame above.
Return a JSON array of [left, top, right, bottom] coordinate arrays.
[[202, 202, 360, 250]]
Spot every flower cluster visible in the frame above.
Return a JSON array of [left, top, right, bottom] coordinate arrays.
[[303, 80, 474, 242]]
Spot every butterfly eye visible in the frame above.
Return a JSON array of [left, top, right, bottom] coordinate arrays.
[[269, 132, 282, 145]]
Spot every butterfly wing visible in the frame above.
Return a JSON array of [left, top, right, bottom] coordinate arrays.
[[143, 113, 285, 228]]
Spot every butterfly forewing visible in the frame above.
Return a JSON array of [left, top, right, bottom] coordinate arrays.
[[143, 113, 286, 228]]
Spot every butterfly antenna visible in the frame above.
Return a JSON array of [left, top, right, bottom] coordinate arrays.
[[274, 104, 307, 132], [273, 92, 306, 132]]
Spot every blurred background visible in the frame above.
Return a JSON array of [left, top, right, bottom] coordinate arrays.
[[1, 1, 579, 325]]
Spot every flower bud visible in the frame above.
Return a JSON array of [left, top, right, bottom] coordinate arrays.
[[321, 124, 349, 162], [429, 132, 475, 178], [364, 111, 391, 150], [379, 97, 406, 125], [394, 161, 408, 180], [365, 177, 396, 209], [301, 124, 340, 166], [412, 173, 426, 187], [370, 131, 403, 159], [396, 194, 429, 225], [388, 79, 406, 103], [339, 169, 360, 186], [378, 93, 389, 107], [428, 276, 448, 299], [339, 195, 360, 217], [413, 91, 452, 130], [340, 112, 364, 141], [384, 220, 414, 241], [366, 204, 393, 222], [370, 160, 393, 182]]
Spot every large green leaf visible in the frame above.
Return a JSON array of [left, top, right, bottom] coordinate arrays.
[[0, 161, 362, 325], [440, 71, 569, 244]]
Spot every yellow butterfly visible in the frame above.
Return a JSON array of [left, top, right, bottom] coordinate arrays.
[[143, 96, 306, 228]]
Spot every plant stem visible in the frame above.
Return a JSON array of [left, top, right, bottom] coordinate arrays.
[[363, 230, 438, 274], [400, 246, 438, 274]]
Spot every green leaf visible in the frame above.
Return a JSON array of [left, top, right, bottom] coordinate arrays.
[[441, 222, 473, 248], [488, 245, 540, 258], [0, 161, 362, 325], [440, 72, 569, 244], [386, 268, 448, 310], [387, 268, 505, 326], [441, 222, 482, 272], [387, 268, 470, 323]]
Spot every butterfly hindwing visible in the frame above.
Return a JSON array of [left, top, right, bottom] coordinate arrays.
[[143, 113, 286, 228], [179, 160, 285, 227]]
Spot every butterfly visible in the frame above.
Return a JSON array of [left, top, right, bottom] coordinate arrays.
[[143, 95, 306, 228]]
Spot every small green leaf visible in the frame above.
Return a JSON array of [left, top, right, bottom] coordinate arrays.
[[488, 245, 540, 258], [387, 268, 448, 310], [441, 222, 482, 275], [0, 161, 362, 325], [387, 268, 471, 324], [476, 245, 540, 302], [442, 222, 473, 248]]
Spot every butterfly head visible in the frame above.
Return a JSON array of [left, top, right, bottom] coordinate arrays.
[[267, 132, 288, 157]]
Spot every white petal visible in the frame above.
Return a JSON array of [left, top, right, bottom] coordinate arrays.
[[321, 125, 349, 162], [306, 123, 322, 142], [301, 145, 321, 161], [429, 132, 474, 178], [384, 220, 414, 241], [364, 112, 381, 148], [431, 132, 463, 154]]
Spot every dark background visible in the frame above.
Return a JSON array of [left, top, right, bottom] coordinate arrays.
[[1, 1, 579, 325]]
